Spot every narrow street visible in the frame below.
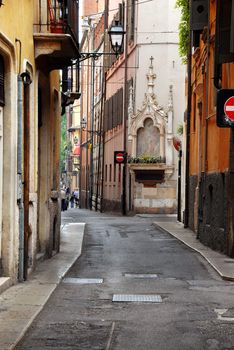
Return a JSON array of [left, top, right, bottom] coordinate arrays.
[[15, 209, 234, 350]]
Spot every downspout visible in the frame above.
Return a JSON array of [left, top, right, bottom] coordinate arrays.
[[17, 75, 24, 282], [96, 69, 106, 211], [99, 0, 109, 212], [122, 0, 128, 215], [200, 3, 211, 239], [89, 56, 95, 210], [184, 1, 192, 228]]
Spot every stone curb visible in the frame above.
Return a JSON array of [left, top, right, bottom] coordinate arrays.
[[153, 222, 234, 282], [0, 222, 85, 350]]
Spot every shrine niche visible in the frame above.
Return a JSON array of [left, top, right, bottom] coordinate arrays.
[[128, 57, 173, 165], [127, 57, 176, 214]]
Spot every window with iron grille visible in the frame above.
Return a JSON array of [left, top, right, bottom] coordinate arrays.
[[0, 55, 4, 107]]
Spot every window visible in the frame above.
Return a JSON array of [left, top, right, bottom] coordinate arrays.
[[104, 88, 123, 132], [128, 0, 135, 42], [109, 164, 112, 182], [114, 164, 116, 182], [105, 164, 107, 182], [215, 0, 234, 64]]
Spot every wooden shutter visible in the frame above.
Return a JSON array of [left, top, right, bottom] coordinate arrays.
[[113, 91, 117, 128], [104, 99, 108, 132], [216, 0, 234, 64]]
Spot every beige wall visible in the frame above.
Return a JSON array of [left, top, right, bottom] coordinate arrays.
[[0, 0, 61, 280]]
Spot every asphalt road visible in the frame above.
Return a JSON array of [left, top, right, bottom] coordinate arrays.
[[16, 209, 234, 350]]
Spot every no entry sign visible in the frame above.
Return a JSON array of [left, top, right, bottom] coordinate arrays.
[[217, 89, 234, 128], [114, 151, 127, 164], [224, 96, 234, 121]]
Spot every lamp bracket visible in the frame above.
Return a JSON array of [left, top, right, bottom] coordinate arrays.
[[79, 52, 118, 62]]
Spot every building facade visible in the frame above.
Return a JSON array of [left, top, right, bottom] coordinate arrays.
[[0, 0, 79, 283], [187, 0, 234, 256], [80, 0, 185, 214]]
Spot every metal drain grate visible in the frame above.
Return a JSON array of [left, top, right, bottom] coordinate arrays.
[[124, 273, 158, 279], [112, 294, 162, 303], [63, 278, 103, 284]]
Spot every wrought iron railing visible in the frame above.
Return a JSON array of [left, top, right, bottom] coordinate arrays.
[[35, 0, 79, 44], [62, 62, 79, 94]]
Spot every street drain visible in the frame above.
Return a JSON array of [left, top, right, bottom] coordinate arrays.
[[112, 294, 162, 303], [63, 278, 103, 284], [215, 309, 234, 321], [124, 273, 158, 279]]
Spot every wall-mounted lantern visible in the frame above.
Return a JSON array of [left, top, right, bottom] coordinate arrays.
[[108, 21, 125, 56]]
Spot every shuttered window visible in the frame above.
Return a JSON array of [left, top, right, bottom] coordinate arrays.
[[216, 0, 234, 63], [104, 88, 123, 132], [0, 55, 4, 107]]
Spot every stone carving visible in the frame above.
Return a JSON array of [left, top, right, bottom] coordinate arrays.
[[128, 57, 173, 166]]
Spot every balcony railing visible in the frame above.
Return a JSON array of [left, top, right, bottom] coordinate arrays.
[[62, 62, 81, 107], [34, 0, 79, 70], [35, 0, 79, 44]]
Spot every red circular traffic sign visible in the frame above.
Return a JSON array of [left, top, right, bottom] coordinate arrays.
[[116, 153, 124, 163], [224, 96, 234, 121]]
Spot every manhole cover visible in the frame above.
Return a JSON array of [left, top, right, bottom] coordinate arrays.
[[63, 278, 103, 284], [112, 294, 162, 303], [124, 273, 158, 279]]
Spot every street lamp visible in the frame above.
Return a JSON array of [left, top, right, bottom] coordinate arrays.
[[80, 117, 87, 130], [108, 21, 125, 56], [80, 117, 102, 136], [80, 21, 125, 61]]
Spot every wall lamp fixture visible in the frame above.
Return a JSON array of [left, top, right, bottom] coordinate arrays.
[[20, 71, 32, 85], [79, 21, 125, 62], [80, 117, 102, 136]]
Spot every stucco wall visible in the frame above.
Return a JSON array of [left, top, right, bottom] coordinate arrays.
[[135, 0, 185, 182]]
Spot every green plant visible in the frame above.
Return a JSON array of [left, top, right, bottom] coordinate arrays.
[[128, 156, 165, 164], [177, 123, 183, 135], [176, 0, 190, 63]]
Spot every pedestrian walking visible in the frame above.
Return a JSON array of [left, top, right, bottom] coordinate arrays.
[[70, 192, 75, 208], [74, 188, 79, 208], [61, 188, 67, 211]]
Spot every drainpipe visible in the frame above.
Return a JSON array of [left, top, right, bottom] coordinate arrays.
[[17, 75, 24, 282], [89, 56, 95, 210], [184, 1, 192, 228], [99, 0, 109, 212], [122, 0, 129, 215], [199, 6, 211, 239]]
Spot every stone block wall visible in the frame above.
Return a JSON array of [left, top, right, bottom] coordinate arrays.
[[47, 197, 61, 257], [198, 172, 228, 254], [188, 175, 197, 231]]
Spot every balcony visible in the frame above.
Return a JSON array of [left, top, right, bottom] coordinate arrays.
[[61, 63, 80, 107], [34, 0, 79, 71]]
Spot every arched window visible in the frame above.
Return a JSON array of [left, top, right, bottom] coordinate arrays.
[[0, 55, 4, 107]]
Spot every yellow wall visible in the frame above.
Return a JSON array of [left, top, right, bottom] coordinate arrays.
[[0, 0, 35, 74]]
